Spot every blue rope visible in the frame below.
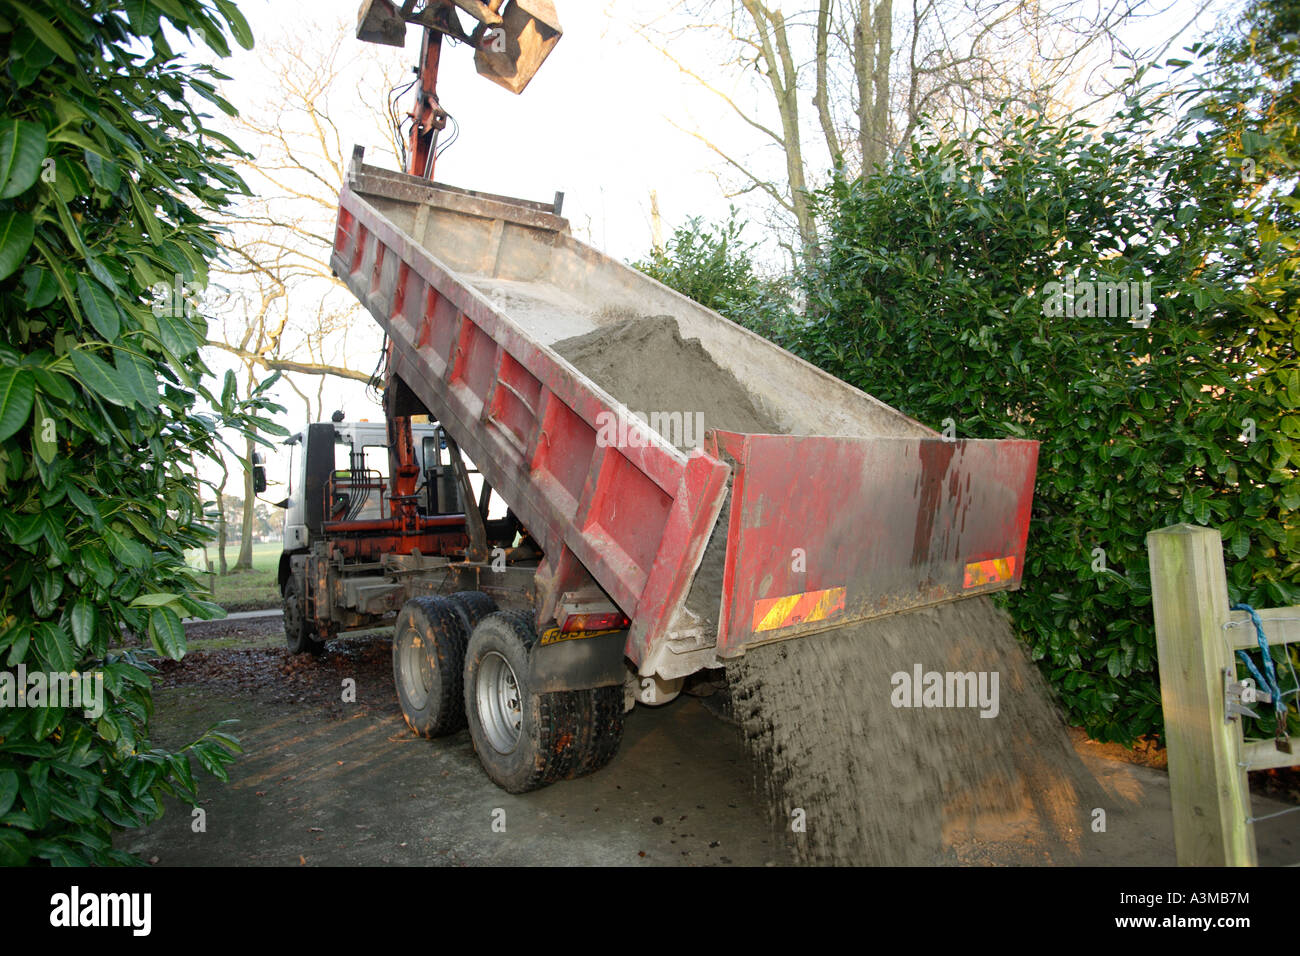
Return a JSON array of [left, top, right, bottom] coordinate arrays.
[[1231, 603, 1288, 725]]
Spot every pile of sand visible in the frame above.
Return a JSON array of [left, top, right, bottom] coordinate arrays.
[[554, 315, 783, 627], [727, 597, 1110, 865], [553, 315, 782, 447]]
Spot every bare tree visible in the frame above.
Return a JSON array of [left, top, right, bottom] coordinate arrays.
[[626, 0, 1174, 261], [208, 24, 402, 384], [203, 21, 406, 567]]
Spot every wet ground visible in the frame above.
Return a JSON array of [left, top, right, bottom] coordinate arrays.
[[117, 614, 1300, 866], [123, 617, 792, 866]]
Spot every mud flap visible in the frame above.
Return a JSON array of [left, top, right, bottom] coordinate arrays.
[[528, 627, 628, 692]]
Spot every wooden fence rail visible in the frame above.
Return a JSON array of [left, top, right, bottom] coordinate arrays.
[[1147, 523, 1300, 866]]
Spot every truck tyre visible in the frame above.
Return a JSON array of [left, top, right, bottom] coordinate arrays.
[[448, 590, 497, 633], [393, 597, 471, 737], [283, 573, 324, 656], [573, 685, 625, 777], [464, 610, 587, 793]]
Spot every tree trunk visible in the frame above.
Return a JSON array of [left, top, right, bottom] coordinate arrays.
[[650, 189, 664, 253], [741, 0, 820, 260], [853, 0, 893, 175], [814, 0, 844, 170], [216, 489, 229, 575]]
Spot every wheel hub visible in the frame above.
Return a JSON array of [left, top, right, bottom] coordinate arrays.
[[398, 628, 432, 710], [477, 650, 523, 754]]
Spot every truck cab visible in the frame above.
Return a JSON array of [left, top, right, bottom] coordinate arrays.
[[279, 417, 449, 556], [275, 412, 528, 656]]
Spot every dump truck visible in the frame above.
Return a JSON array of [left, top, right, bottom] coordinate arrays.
[[273, 153, 1042, 793], [278, 0, 1040, 793]]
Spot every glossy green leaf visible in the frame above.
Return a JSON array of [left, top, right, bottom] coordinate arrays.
[[0, 829, 31, 867], [0, 367, 36, 442], [0, 119, 46, 198], [8, 2, 77, 63], [148, 606, 186, 660], [0, 210, 35, 282], [69, 599, 96, 648], [21, 265, 58, 309], [0, 771, 18, 819], [32, 393, 55, 463], [76, 276, 120, 342], [113, 349, 160, 411], [68, 350, 129, 407], [213, 0, 254, 49]]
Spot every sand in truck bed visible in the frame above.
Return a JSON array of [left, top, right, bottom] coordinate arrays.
[[553, 315, 784, 444], [553, 314, 1103, 865]]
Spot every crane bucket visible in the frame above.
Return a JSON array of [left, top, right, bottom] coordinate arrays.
[[356, 0, 407, 46], [473, 0, 562, 94]]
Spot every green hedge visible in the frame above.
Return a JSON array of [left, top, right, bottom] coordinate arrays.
[[632, 209, 798, 344], [0, 0, 281, 864], [635, 25, 1298, 742]]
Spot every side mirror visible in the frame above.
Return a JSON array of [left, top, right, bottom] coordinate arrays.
[[253, 452, 267, 495]]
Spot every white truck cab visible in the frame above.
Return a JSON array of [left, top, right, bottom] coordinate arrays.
[[276, 415, 457, 585], [280, 418, 446, 548]]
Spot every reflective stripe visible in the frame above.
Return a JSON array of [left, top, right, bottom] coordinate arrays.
[[963, 556, 1017, 588], [752, 586, 847, 633]]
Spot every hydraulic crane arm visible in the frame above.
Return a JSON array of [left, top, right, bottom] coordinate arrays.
[[357, 0, 561, 179], [358, 0, 561, 176]]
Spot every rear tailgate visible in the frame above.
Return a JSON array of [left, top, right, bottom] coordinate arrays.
[[708, 431, 1038, 656]]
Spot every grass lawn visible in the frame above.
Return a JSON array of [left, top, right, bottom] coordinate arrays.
[[192, 541, 282, 613]]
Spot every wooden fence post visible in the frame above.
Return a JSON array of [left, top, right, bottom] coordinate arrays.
[[1147, 523, 1256, 866]]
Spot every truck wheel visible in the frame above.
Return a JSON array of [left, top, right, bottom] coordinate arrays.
[[393, 597, 471, 737], [283, 574, 324, 656], [464, 610, 587, 793], [449, 590, 496, 632]]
